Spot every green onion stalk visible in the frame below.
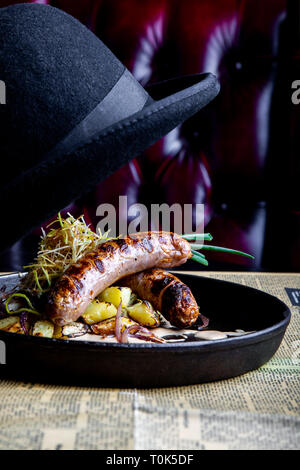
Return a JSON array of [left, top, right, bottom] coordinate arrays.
[[182, 233, 254, 266]]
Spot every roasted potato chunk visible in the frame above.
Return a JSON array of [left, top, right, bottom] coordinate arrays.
[[32, 320, 54, 338], [90, 316, 137, 336], [62, 322, 88, 338], [0, 316, 20, 331], [6, 319, 24, 334], [98, 286, 132, 308], [127, 300, 160, 328], [82, 300, 117, 325]]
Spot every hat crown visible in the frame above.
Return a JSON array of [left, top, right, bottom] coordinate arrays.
[[0, 4, 125, 178]]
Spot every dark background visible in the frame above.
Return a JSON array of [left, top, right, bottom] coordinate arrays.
[[0, 0, 299, 273]]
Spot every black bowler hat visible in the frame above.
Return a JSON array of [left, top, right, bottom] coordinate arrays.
[[0, 3, 220, 253]]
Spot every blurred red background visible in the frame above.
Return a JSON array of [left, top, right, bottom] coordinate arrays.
[[0, 0, 299, 272]]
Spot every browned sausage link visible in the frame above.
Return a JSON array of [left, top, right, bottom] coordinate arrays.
[[46, 232, 192, 325], [119, 268, 199, 328]]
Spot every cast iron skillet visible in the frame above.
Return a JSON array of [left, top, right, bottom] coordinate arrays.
[[0, 272, 290, 388]]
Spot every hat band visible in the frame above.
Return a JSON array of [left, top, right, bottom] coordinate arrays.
[[46, 68, 149, 159]]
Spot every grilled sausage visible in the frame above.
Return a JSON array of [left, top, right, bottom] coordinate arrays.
[[120, 268, 199, 328], [46, 231, 192, 325]]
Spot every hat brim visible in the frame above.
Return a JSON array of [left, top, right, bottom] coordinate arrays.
[[1, 72, 219, 252]]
